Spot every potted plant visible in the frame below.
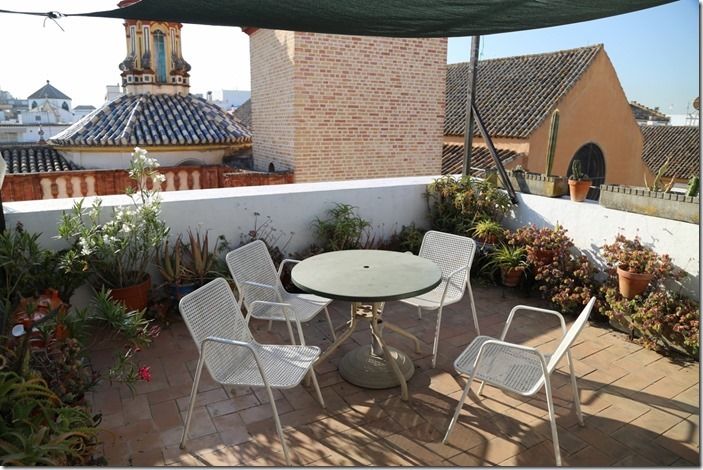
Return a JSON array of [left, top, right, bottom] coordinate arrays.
[[507, 223, 573, 266], [157, 234, 196, 300], [485, 244, 528, 287], [185, 227, 219, 287], [601, 234, 680, 299], [472, 219, 504, 246], [568, 160, 591, 202], [57, 147, 169, 311]]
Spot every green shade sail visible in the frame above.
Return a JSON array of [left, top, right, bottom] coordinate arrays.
[[79, 0, 674, 37]]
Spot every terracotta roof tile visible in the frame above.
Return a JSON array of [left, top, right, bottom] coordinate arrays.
[[0, 145, 80, 174], [442, 143, 521, 175], [49, 93, 251, 147], [641, 125, 700, 179], [445, 45, 601, 138]]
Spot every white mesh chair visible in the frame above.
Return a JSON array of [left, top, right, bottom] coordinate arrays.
[[398, 230, 479, 367], [226, 240, 336, 346], [178, 278, 325, 466], [443, 297, 596, 466]]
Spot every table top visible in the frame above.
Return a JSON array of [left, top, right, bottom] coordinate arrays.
[[291, 249, 442, 302]]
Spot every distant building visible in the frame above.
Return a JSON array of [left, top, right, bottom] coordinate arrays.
[[630, 101, 670, 125], [105, 84, 124, 102], [72, 105, 97, 121], [22, 81, 74, 125], [49, 0, 250, 169], [445, 45, 649, 198], [211, 90, 251, 111], [232, 98, 251, 128]]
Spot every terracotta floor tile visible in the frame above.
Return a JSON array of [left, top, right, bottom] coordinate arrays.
[[87, 291, 701, 466]]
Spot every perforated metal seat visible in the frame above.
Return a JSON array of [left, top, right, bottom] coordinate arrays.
[[178, 278, 325, 466], [398, 230, 479, 367], [443, 298, 596, 466], [226, 240, 336, 346]]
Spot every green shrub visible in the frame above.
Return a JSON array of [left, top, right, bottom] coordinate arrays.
[[0, 370, 101, 466], [426, 175, 510, 236], [314, 203, 370, 251]]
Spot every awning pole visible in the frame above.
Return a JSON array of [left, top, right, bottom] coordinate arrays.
[[462, 35, 480, 176]]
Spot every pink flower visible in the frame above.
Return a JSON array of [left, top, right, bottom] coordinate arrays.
[[138, 366, 152, 382]]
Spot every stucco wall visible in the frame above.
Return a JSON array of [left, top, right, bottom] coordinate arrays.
[[526, 49, 646, 186], [5, 176, 698, 302], [61, 148, 227, 169], [250, 31, 446, 181]]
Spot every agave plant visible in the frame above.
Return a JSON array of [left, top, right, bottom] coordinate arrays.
[[185, 228, 219, 287], [156, 234, 192, 285]]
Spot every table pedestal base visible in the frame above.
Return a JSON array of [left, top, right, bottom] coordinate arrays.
[[338, 345, 415, 389]]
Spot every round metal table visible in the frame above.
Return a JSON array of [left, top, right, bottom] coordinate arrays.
[[292, 250, 441, 400]]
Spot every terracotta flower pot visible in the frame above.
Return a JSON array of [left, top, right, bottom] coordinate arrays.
[[568, 179, 591, 202], [501, 267, 525, 287], [616, 266, 652, 299], [109, 274, 152, 311]]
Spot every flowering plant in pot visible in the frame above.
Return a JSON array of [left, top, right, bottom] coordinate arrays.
[[57, 148, 169, 311], [568, 160, 591, 202], [484, 244, 528, 287], [507, 223, 573, 266], [601, 234, 682, 299]]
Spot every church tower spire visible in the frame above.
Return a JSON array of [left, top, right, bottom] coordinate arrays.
[[117, 0, 191, 95]]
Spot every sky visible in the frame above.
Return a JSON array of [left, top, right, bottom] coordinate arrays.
[[0, 0, 699, 114]]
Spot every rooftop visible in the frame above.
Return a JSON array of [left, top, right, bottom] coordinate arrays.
[[641, 125, 700, 179], [442, 143, 521, 175], [445, 45, 601, 138], [50, 93, 251, 147], [0, 144, 80, 174], [28, 80, 71, 100], [88, 288, 699, 466]]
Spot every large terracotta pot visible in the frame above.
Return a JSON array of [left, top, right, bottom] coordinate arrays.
[[568, 179, 591, 202], [500, 267, 525, 287], [616, 266, 652, 299], [109, 274, 151, 311]]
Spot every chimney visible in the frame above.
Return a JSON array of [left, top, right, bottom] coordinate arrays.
[[207, 91, 213, 103]]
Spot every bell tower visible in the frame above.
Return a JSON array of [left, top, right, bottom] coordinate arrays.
[[117, 0, 191, 95]]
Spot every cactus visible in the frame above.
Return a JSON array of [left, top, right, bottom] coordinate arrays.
[[570, 160, 588, 181], [545, 109, 560, 176], [687, 176, 700, 197], [645, 157, 674, 192]]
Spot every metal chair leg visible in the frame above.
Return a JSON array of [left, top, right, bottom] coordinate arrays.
[[566, 350, 584, 426], [467, 278, 480, 335], [544, 374, 562, 466], [324, 306, 337, 341], [432, 307, 444, 368], [268, 319, 273, 331], [443, 375, 473, 443], [477, 381, 486, 396], [417, 306, 422, 320], [308, 368, 326, 408], [180, 353, 205, 449], [265, 385, 292, 466]]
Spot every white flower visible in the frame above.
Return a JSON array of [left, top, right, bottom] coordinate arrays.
[[122, 223, 132, 233], [153, 173, 166, 184]]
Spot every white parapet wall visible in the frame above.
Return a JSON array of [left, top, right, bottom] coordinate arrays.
[[4, 176, 699, 302], [504, 192, 700, 300]]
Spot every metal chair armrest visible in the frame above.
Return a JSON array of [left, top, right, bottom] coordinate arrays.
[[242, 281, 284, 303], [277, 258, 301, 278], [200, 336, 273, 390], [500, 305, 567, 340]]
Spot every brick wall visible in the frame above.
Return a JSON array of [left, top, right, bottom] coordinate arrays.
[[250, 31, 447, 182], [2, 166, 293, 202], [250, 30, 296, 173]]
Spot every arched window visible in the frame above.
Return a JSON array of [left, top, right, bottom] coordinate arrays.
[[567, 143, 606, 200], [268, 162, 276, 172], [31, 101, 37, 109], [61, 102, 69, 111], [153, 31, 167, 83]]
